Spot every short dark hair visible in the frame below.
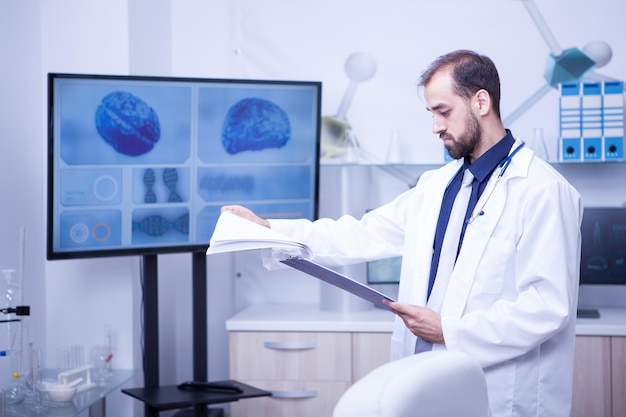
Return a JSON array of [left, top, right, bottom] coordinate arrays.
[[418, 50, 502, 119]]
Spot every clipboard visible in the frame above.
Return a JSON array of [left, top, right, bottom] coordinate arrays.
[[280, 257, 395, 310]]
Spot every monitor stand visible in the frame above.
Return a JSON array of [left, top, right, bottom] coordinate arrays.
[[173, 405, 223, 417], [124, 252, 270, 417]]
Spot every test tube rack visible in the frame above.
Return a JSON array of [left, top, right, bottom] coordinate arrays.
[[57, 364, 97, 392]]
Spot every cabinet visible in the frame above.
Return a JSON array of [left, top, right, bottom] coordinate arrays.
[[352, 332, 392, 381], [228, 305, 626, 417], [228, 331, 389, 417], [571, 336, 611, 417], [230, 332, 625, 417], [571, 336, 626, 417], [226, 304, 394, 417]]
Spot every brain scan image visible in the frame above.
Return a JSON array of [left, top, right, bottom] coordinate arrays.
[[95, 91, 161, 156], [221, 97, 291, 154]]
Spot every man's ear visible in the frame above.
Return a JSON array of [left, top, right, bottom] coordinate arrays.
[[474, 89, 491, 116]]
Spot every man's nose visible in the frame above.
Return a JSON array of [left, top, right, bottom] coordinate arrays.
[[432, 117, 445, 135]]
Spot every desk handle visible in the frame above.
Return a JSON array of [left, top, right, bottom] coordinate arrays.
[[263, 341, 316, 350], [270, 389, 317, 399]]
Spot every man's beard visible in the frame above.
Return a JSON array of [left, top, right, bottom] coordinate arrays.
[[444, 112, 481, 160]]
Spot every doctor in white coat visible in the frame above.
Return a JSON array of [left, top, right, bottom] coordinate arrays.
[[223, 50, 582, 417]]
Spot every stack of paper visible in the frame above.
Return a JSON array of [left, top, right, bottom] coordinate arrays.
[[206, 211, 313, 259]]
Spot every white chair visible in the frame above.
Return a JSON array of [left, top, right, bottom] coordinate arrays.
[[333, 350, 491, 417]]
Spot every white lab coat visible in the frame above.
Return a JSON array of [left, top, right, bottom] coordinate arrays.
[[269, 139, 582, 417]]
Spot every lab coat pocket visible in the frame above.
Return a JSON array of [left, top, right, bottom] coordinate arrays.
[[472, 236, 513, 295]]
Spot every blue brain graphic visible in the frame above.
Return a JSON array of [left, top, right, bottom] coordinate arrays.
[[222, 98, 291, 154], [95, 91, 161, 156]]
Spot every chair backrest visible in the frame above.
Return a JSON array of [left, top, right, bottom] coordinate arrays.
[[333, 350, 491, 417]]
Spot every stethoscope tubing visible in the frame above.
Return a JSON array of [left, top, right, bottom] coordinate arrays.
[[467, 141, 526, 224]]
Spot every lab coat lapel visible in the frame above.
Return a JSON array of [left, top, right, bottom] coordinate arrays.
[[441, 143, 531, 318]]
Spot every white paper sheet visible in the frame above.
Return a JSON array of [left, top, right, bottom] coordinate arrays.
[[206, 211, 313, 259]]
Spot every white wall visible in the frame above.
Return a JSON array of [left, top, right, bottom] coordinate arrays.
[[40, 2, 140, 416], [0, 0, 47, 391], [1, 1, 626, 417], [170, 0, 626, 164]]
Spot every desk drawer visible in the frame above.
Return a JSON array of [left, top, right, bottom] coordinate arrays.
[[229, 331, 351, 381], [230, 380, 350, 417]]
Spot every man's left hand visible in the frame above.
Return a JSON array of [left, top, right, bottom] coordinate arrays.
[[383, 300, 445, 344]]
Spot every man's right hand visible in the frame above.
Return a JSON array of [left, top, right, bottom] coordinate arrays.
[[221, 205, 271, 228]]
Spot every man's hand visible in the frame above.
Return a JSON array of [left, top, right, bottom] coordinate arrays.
[[383, 299, 445, 344], [221, 205, 271, 228]]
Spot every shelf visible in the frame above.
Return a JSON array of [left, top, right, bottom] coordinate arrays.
[[227, 304, 626, 337], [320, 158, 440, 168], [320, 158, 625, 168], [122, 380, 271, 412], [5, 369, 135, 417], [226, 303, 394, 332]]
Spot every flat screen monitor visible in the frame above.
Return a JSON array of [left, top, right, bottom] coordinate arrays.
[[367, 256, 402, 285], [580, 206, 626, 285], [47, 73, 321, 260]]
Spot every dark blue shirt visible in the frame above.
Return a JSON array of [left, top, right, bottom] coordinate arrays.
[[466, 130, 516, 205]]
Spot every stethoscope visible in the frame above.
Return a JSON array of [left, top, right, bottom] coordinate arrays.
[[466, 141, 525, 224]]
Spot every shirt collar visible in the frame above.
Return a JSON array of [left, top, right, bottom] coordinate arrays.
[[465, 130, 515, 183]]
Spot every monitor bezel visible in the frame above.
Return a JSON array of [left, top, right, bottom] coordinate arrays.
[[46, 73, 321, 260]]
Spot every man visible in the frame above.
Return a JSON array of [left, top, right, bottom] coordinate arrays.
[[223, 50, 582, 416]]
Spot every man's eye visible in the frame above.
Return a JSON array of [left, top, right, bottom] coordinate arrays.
[[440, 110, 449, 117]]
